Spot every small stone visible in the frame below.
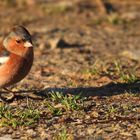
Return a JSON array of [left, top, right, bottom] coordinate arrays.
[[104, 127, 114, 133], [48, 38, 62, 49], [39, 42, 50, 51], [136, 130, 140, 140], [27, 129, 37, 138], [121, 12, 140, 21], [87, 128, 95, 135], [7, 128, 13, 134], [120, 132, 132, 136], [90, 111, 99, 118], [121, 50, 140, 61], [39, 128, 51, 140], [11, 131, 21, 139], [0, 135, 12, 140], [0, 127, 9, 134]]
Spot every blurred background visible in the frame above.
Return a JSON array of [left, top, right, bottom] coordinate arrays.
[[0, 0, 140, 88]]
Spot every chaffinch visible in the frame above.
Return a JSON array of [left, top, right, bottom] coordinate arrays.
[[0, 25, 34, 101]]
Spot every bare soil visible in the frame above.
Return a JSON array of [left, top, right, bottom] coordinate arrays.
[[0, 0, 140, 140]]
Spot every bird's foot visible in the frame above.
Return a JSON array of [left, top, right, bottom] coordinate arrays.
[[0, 88, 43, 102], [0, 92, 15, 102]]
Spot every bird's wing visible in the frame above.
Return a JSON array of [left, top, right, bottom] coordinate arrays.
[[0, 43, 9, 64], [0, 56, 9, 64]]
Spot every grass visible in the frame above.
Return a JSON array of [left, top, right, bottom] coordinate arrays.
[[41, 2, 73, 15], [54, 128, 73, 140], [0, 103, 40, 128], [45, 92, 84, 113], [81, 60, 101, 76], [4, 0, 16, 7], [45, 102, 63, 116], [0, 92, 84, 128], [113, 61, 138, 83], [81, 60, 138, 83], [98, 60, 138, 83], [106, 13, 126, 25], [89, 13, 128, 26], [0, 80, 139, 138], [82, 68, 98, 76], [98, 102, 138, 121]]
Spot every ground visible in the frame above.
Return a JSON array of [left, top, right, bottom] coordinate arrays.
[[0, 0, 140, 140]]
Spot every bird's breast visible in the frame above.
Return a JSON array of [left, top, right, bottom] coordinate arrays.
[[0, 49, 33, 87]]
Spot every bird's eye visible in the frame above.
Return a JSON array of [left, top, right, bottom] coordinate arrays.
[[16, 40, 21, 43]]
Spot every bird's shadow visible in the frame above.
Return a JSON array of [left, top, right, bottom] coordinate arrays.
[[38, 81, 140, 98], [2, 81, 140, 101]]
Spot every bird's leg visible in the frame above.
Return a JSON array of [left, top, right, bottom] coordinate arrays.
[[3, 87, 14, 92], [2, 87, 43, 100]]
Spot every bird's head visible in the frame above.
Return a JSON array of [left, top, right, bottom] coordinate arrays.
[[3, 26, 33, 56]]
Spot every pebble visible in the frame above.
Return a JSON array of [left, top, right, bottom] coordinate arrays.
[[27, 129, 37, 138]]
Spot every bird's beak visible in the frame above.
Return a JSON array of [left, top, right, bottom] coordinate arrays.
[[24, 41, 33, 47]]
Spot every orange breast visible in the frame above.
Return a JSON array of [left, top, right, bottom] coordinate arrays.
[[0, 48, 33, 87]]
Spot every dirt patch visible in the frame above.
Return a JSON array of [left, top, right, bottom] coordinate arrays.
[[0, 0, 140, 139]]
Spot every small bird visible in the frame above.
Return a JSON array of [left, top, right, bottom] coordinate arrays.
[[0, 25, 34, 100]]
